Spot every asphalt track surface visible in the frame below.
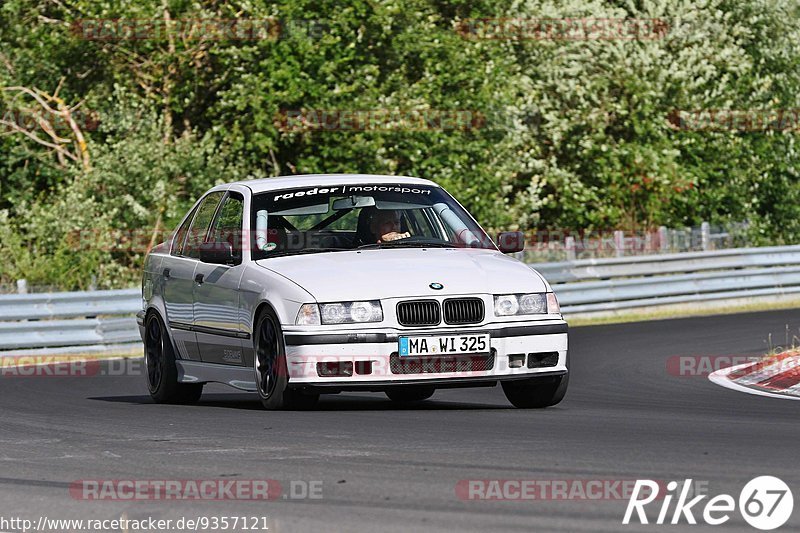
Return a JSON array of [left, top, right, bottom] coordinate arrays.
[[1, 309, 799, 532]]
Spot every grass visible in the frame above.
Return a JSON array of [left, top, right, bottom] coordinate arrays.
[[3, 351, 142, 364], [567, 297, 800, 327]]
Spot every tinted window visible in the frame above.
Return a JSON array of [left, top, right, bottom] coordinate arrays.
[[185, 192, 224, 259], [404, 208, 442, 239], [171, 207, 196, 256], [209, 192, 244, 263], [250, 183, 495, 260]]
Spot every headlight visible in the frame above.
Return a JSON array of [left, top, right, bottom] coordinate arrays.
[[494, 293, 558, 316], [321, 302, 348, 323], [349, 301, 378, 322], [519, 293, 546, 314], [494, 295, 520, 316], [296, 301, 383, 325]]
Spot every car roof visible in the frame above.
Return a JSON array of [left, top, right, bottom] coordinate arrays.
[[226, 174, 439, 194]]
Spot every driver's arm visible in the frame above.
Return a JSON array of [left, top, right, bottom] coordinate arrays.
[[379, 231, 411, 242]]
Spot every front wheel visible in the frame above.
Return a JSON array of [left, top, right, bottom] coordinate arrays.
[[254, 308, 318, 410], [144, 313, 203, 404], [501, 373, 568, 409]]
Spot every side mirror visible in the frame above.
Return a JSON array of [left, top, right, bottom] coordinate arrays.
[[199, 242, 235, 265], [497, 231, 525, 254]]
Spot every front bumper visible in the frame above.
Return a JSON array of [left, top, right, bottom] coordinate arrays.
[[136, 311, 146, 341], [282, 320, 568, 386]]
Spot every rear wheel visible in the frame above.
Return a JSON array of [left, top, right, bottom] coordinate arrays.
[[385, 385, 435, 403], [501, 373, 568, 408], [144, 313, 203, 404], [254, 308, 318, 410]]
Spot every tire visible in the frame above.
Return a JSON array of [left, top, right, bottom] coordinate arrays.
[[385, 385, 435, 403], [501, 373, 569, 409], [144, 313, 203, 404], [254, 308, 319, 410]]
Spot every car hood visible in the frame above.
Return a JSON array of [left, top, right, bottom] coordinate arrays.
[[256, 248, 547, 301]]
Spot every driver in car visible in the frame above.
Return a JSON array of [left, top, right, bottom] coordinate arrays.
[[364, 208, 411, 243]]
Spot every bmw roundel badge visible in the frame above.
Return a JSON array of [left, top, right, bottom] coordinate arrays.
[[429, 282, 444, 290]]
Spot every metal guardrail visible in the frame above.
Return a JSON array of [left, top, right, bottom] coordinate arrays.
[[531, 245, 800, 283], [0, 288, 141, 321], [530, 245, 800, 314], [0, 289, 142, 357], [2, 245, 800, 355]]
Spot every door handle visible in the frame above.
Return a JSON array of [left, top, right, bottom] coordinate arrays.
[[163, 268, 171, 280], [195, 273, 204, 285]]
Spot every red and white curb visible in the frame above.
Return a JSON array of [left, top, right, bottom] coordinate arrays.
[[709, 351, 800, 400]]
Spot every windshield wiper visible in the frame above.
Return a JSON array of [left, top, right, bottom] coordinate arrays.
[[357, 241, 456, 250], [264, 247, 347, 258]]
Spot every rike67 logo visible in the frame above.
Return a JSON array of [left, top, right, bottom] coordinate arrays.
[[623, 476, 794, 530]]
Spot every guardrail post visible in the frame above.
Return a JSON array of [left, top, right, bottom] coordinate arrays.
[[16, 279, 28, 294], [565, 236, 576, 261], [658, 226, 668, 253], [701, 221, 711, 251], [614, 230, 625, 257]]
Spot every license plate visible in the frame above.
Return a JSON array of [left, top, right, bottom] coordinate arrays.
[[398, 334, 490, 357]]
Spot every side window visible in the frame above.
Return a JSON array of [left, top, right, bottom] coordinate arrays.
[[184, 192, 224, 259], [171, 207, 196, 256], [405, 208, 439, 239], [209, 192, 244, 263]]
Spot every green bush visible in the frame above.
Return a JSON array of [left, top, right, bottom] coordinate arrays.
[[1, 0, 799, 289]]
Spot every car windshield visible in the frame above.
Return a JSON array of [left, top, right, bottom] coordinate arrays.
[[250, 183, 496, 259]]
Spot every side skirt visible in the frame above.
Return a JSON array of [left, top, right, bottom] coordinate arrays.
[[176, 360, 257, 392]]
